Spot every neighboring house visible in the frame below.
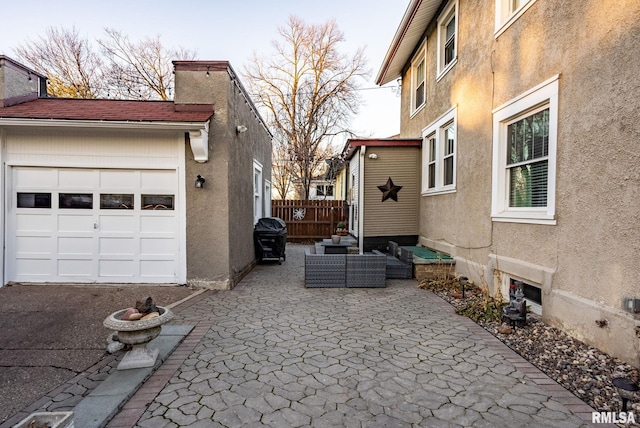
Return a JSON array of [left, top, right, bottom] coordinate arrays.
[[376, 0, 640, 366], [308, 180, 335, 201], [344, 138, 421, 252], [0, 56, 272, 290]]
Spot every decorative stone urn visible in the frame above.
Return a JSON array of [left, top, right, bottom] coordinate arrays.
[[103, 306, 173, 370]]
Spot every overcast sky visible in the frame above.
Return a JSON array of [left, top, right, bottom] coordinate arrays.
[[0, 0, 409, 142]]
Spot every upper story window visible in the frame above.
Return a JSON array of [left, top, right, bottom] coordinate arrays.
[[495, 0, 537, 37], [437, 0, 458, 80], [411, 45, 426, 115], [491, 75, 559, 225], [422, 106, 457, 195]]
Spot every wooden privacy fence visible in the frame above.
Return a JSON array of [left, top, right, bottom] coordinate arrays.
[[271, 200, 349, 242]]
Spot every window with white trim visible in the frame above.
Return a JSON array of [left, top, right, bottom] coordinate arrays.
[[264, 180, 272, 217], [253, 160, 263, 224], [495, 0, 537, 37], [411, 45, 426, 114], [316, 184, 334, 198], [491, 75, 558, 224], [422, 107, 456, 194], [437, 0, 458, 79]]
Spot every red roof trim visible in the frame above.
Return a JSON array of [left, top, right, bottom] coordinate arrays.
[[347, 138, 422, 147], [0, 98, 213, 123], [344, 138, 422, 160]]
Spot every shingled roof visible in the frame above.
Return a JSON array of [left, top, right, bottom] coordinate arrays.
[[0, 98, 213, 123]]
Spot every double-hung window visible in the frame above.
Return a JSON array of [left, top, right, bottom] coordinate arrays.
[[495, 0, 537, 37], [411, 45, 426, 115], [491, 75, 559, 224], [422, 107, 457, 194], [437, 0, 458, 79]]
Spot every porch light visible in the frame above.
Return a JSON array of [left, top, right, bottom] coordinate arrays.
[[195, 175, 206, 188]]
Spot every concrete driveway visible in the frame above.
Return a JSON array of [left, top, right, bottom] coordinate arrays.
[[0, 283, 197, 424]]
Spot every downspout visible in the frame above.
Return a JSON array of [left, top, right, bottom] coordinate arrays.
[[0, 129, 5, 286], [358, 146, 366, 253]]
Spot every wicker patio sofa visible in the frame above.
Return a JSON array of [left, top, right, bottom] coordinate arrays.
[[304, 248, 386, 288], [373, 241, 413, 279]]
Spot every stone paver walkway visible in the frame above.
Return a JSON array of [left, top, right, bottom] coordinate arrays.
[[109, 244, 595, 427]]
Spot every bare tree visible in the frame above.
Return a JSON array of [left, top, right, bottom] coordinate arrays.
[[98, 29, 197, 100], [245, 16, 368, 199], [15, 26, 103, 98], [271, 139, 294, 200]]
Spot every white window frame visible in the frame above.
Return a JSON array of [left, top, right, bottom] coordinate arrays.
[[495, 0, 537, 38], [491, 75, 559, 225], [437, 0, 458, 81], [421, 106, 457, 195], [264, 179, 272, 218], [253, 159, 263, 225], [410, 43, 427, 116]]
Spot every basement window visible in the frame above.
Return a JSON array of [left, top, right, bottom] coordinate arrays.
[[510, 278, 542, 315]]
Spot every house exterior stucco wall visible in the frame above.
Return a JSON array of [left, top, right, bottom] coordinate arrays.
[[176, 62, 272, 289], [395, 0, 640, 365]]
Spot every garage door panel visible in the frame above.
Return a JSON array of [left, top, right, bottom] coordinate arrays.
[[58, 259, 93, 276], [99, 215, 136, 232], [141, 171, 176, 188], [16, 259, 53, 276], [58, 237, 93, 255], [58, 215, 94, 232], [100, 238, 135, 255], [140, 216, 175, 234], [8, 167, 180, 284], [100, 170, 138, 189], [99, 260, 135, 277], [140, 238, 175, 255], [59, 169, 97, 189], [14, 168, 57, 188], [16, 214, 55, 232], [15, 236, 53, 255], [140, 260, 175, 277]]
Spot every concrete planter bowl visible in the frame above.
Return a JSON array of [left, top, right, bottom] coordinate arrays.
[[13, 411, 74, 428], [103, 306, 173, 370]]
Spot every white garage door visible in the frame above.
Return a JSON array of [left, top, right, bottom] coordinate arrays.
[[7, 167, 180, 283]]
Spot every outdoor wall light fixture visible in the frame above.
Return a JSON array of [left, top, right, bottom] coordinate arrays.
[[368, 153, 378, 159], [195, 175, 206, 188], [612, 377, 639, 412], [236, 125, 248, 134]]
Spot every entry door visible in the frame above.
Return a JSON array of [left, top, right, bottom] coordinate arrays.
[[7, 167, 180, 283]]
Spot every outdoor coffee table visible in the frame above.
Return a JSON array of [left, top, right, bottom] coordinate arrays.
[[321, 239, 351, 254]]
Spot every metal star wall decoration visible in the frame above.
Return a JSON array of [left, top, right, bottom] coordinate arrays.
[[377, 177, 403, 202]]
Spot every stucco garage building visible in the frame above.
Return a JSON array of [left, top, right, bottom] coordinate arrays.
[[0, 56, 272, 289]]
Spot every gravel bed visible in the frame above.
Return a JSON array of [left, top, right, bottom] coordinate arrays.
[[428, 287, 640, 426]]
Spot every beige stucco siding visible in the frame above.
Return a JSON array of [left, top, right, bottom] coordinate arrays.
[[394, 0, 640, 365], [363, 147, 420, 237], [178, 65, 272, 289]]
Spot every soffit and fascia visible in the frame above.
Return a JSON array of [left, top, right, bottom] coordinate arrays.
[[376, 0, 443, 86]]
